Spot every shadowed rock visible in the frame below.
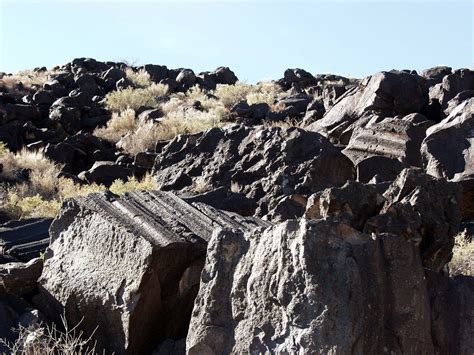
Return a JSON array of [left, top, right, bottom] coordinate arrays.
[[36, 190, 268, 354], [0, 218, 51, 262], [187, 219, 434, 354], [308, 71, 428, 143], [153, 125, 355, 218]]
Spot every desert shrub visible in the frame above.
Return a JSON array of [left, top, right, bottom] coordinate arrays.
[[449, 230, 473, 276], [94, 108, 136, 143], [109, 173, 157, 195], [105, 83, 169, 112], [0, 69, 51, 93], [125, 68, 152, 88], [0, 141, 7, 155], [116, 117, 163, 155], [0, 174, 159, 219], [246, 81, 282, 107], [214, 82, 253, 108], [3, 191, 62, 219], [0, 149, 62, 197], [0, 315, 96, 355]]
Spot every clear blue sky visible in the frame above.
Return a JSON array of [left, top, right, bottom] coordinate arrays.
[[1, 0, 472, 82]]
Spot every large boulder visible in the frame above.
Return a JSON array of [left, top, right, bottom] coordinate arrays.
[[308, 71, 428, 143], [421, 98, 474, 220], [153, 125, 355, 217], [365, 168, 462, 271], [36, 190, 268, 354], [187, 219, 434, 354]]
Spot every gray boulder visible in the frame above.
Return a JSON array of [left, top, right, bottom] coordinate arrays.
[[187, 218, 434, 354], [421, 97, 474, 220], [36, 190, 268, 354], [308, 71, 428, 143]]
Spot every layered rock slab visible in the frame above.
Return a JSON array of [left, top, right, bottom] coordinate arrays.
[[187, 219, 434, 354], [36, 190, 268, 354], [307, 70, 428, 143], [421, 97, 474, 220]]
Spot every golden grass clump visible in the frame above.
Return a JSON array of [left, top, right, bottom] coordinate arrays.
[[214, 82, 253, 108], [94, 108, 136, 143], [0, 149, 62, 197], [105, 84, 168, 112], [0, 69, 51, 92], [246, 81, 282, 107], [125, 67, 152, 88], [1, 174, 159, 219], [449, 230, 473, 276]]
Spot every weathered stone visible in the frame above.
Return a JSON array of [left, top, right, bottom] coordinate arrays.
[[187, 219, 434, 354], [308, 71, 428, 143], [427, 272, 474, 354], [0, 218, 51, 262], [153, 125, 355, 218], [36, 190, 267, 354], [79, 161, 134, 186], [305, 181, 380, 230], [365, 168, 462, 271], [0, 258, 43, 296], [343, 113, 434, 168], [422, 98, 474, 220]]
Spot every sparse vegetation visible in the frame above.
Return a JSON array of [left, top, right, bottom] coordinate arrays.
[[246, 81, 282, 107], [0, 69, 51, 94], [105, 84, 168, 112], [214, 82, 253, 108], [0, 146, 159, 219], [449, 230, 473, 276], [94, 108, 137, 143], [125, 67, 152, 88], [0, 315, 96, 355]]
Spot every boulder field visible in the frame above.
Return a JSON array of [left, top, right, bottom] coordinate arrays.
[[0, 59, 473, 354]]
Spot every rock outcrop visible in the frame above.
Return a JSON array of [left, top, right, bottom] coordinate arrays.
[[422, 98, 474, 220], [153, 125, 355, 217], [187, 219, 434, 354], [36, 190, 268, 354], [307, 71, 428, 144]]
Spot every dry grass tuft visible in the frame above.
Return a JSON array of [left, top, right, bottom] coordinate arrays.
[[105, 85, 168, 112], [0, 149, 62, 197], [246, 81, 282, 107], [214, 82, 252, 108], [1, 173, 159, 219], [125, 68, 152, 88], [94, 108, 136, 143], [0, 315, 96, 355], [449, 230, 473, 277], [0, 69, 51, 93]]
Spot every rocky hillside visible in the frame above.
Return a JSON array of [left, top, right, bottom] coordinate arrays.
[[0, 59, 473, 354]]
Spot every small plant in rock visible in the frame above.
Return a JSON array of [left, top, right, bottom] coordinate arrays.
[[0, 315, 97, 355], [214, 82, 253, 108], [449, 230, 473, 276]]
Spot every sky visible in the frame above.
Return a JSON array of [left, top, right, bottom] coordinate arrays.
[[0, 0, 473, 82]]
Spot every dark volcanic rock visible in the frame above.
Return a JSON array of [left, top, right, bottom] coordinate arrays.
[[36, 190, 268, 355], [421, 97, 474, 220], [365, 168, 462, 271], [153, 125, 355, 217], [0, 218, 51, 262], [78, 161, 134, 186], [187, 219, 434, 354], [308, 71, 428, 143]]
